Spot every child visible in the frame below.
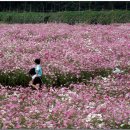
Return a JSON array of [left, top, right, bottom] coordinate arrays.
[[29, 68, 42, 90], [34, 58, 42, 78]]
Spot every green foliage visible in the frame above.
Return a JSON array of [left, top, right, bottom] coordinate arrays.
[[0, 12, 47, 24], [0, 2, 129, 12], [0, 120, 3, 128], [0, 68, 112, 87], [120, 124, 130, 129], [0, 10, 130, 24], [0, 70, 30, 87], [0, 67, 129, 87]]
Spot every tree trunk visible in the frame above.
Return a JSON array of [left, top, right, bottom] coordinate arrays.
[[78, 1, 81, 11], [126, 2, 128, 10], [89, 2, 91, 10]]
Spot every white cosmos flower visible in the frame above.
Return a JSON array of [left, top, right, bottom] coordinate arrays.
[[1, 110, 6, 114], [98, 122, 105, 128], [85, 102, 96, 109], [112, 67, 124, 74], [85, 113, 103, 122]]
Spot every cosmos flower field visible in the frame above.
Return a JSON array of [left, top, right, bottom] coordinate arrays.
[[0, 23, 130, 129]]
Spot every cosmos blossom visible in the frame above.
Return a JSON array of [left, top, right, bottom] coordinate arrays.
[[0, 23, 129, 74], [0, 73, 130, 129], [0, 23, 130, 129]]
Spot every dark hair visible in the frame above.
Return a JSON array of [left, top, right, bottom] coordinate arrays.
[[34, 58, 40, 64], [29, 68, 36, 76]]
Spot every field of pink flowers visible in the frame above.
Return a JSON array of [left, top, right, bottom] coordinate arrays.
[[0, 23, 130, 74], [0, 23, 130, 129], [0, 74, 130, 129]]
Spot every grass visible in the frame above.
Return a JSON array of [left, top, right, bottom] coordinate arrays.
[[0, 68, 113, 87], [0, 10, 130, 24], [1, 66, 130, 87]]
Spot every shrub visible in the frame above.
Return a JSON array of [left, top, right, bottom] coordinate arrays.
[[1, 10, 130, 24], [0, 69, 113, 87]]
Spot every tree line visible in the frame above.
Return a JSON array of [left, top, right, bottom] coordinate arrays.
[[0, 1, 130, 12]]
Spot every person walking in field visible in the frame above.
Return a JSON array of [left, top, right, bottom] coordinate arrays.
[[29, 68, 42, 90], [34, 58, 43, 79], [28, 58, 43, 90]]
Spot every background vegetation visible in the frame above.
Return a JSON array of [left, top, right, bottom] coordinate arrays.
[[0, 1, 130, 12], [1, 10, 130, 24], [0, 2, 130, 24]]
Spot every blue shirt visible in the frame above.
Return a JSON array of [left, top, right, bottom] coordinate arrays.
[[35, 65, 42, 77]]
